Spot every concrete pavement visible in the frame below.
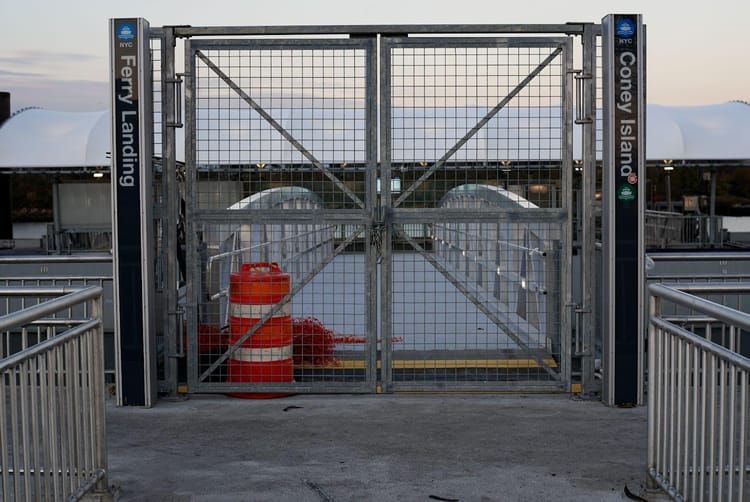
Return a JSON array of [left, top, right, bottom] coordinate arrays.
[[105, 393, 651, 501]]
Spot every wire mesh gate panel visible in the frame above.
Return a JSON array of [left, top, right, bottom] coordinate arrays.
[[379, 37, 573, 391], [184, 38, 378, 393], [176, 31, 577, 394]]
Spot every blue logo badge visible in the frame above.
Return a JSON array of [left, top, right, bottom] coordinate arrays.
[[616, 18, 635, 39], [117, 23, 136, 42]]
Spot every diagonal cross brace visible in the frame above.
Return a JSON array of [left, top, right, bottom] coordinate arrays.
[[393, 225, 560, 380], [199, 226, 365, 383], [195, 50, 365, 209], [394, 46, 564, 208]]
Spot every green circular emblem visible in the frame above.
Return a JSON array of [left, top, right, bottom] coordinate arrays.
[[617, 184, 636, 202]]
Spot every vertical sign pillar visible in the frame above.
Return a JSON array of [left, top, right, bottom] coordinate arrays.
[[602, 14, 646, 406], [110, 18, 157, 406]]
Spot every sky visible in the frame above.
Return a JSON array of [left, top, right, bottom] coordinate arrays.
[[1, 0, 749, 112]]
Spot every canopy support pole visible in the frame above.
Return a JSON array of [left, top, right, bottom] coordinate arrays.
[[0, 92, 11, 241]]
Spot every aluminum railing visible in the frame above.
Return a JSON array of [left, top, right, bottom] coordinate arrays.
[[0, 262, 115, 382], [0, 286, 110, 501], [645, 211, 725, 249], [648, 282, 750, 501]]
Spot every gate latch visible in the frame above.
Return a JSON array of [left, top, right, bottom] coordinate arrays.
[[370, 221, 385, 264]]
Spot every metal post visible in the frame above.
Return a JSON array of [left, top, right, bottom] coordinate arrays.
[[379, 37, 394, 391], [365, 36, 379, 391], [646, 293, 659, 490], [580, 23, 599, 396], [162, 26, 179, 397], [709, 167, 717, 218], [665, 168, 673, 213], [183, 37, 199, 390], [0, 92, 10, 241], [52, 183, 62, 252], [560, 36, 574, 391], [90, 293, 110, 497], [709, 166, 718, 244]]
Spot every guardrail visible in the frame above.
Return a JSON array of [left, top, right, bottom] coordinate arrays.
[[648, 282, 750, 501], [645, 211, 724, 249], [0, 286, 110, 501], [0, 254, 115, 382]]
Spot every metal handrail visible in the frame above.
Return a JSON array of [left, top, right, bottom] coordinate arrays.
[[648, 282, 750, 501], [650, 316, 750, 373], [206, 224, 338, 301], [0, 254, 113, 264], [0, 318, 99, 372], [0, 286, 103, 332], [649, 283, 750, 333], [0, 285, 109, 501], [661, 282, 750, 294]]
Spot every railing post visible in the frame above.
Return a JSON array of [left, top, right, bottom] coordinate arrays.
[[90, 293, 111, 498], [647, 291, 659, 491]]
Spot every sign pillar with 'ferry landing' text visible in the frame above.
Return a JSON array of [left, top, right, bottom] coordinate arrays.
[[109, 18, 157, 407], [602, 14, 646, 406]]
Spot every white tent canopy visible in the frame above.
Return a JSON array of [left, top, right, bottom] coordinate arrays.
[[0, 109, 111, 168], [1, 102, 748, 170], [643, 102, 750, 160]]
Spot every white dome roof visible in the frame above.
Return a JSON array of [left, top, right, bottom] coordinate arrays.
[[1, 102, 748, 170], [0, 108, 110, 168], [646, 102, 750, 160]]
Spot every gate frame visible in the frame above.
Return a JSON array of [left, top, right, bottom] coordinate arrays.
[[182, 36, 380, 394], [378, 35, 575, 392], [134, 21, 638, 399]]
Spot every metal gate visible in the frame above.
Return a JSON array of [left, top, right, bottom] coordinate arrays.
[[163, 25, 587, 395], [379, 37, 572, 391], [184, 37, 379, 393]]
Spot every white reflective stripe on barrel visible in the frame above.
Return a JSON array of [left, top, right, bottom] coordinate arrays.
[[229, 301, 291, 318], [230, 344, 293, 362]]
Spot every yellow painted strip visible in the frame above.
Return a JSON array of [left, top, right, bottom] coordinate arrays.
[[298, 360, 366, 370], [298, 358, 557, 370], [391, 359, 558, 369]]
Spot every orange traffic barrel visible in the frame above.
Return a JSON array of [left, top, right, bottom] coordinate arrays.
[[226, 262, 293, 398]]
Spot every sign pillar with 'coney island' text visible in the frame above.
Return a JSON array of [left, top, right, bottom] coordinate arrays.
[[602, 14, 646, 406]]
